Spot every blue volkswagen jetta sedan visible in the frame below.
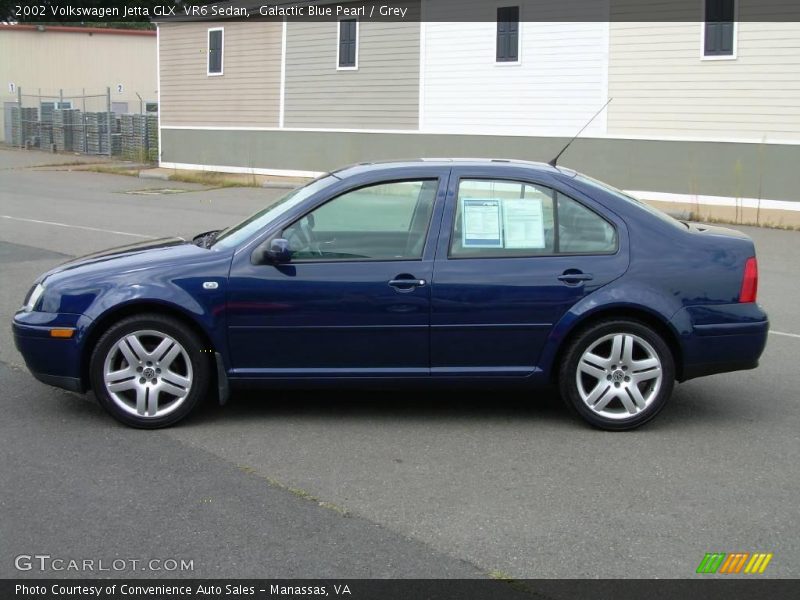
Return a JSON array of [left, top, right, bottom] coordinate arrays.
[[13, 160, 768, 430]]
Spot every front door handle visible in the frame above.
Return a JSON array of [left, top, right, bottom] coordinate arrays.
[[388, 275, 426, 292], [558, 271, 594, 284]]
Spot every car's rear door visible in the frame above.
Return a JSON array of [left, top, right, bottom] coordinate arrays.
[[430, 167, 629, 377], [226, 168, 450, 378]]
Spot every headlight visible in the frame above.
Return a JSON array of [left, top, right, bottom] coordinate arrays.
[[24, 283, 45, 312]]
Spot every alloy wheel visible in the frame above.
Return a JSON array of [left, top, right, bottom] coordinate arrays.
[[102, 329, 194, 418], [576, 332, 663, 420]]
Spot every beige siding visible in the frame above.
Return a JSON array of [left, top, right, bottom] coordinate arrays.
[[609, 0, 800, 140], [159, 21, 281, 127], [284, 18, 419, 129], [0, 27, 156, 141]]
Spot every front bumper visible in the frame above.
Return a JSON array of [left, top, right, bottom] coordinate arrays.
[[671, 303, 769, 381], [12, 311, 92, 393]]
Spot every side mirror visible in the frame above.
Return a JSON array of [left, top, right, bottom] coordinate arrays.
[[257, 238, 292, 265]]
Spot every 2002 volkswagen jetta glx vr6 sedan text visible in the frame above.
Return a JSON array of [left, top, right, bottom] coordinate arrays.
[[13, 159, 768, 430]]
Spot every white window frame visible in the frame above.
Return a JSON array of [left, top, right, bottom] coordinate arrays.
[[336, 18, 359, 71], [700, 0, 738, 61], [207, 27, 224, 76], [495, 3, 522, 66]]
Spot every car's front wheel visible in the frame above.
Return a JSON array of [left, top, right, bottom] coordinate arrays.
[[90, 314, 210, 428], [559, 319, 675, 431]]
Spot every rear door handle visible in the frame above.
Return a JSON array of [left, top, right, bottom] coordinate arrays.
[[558, 272, 594, 284], [388, 276, 426, 292]]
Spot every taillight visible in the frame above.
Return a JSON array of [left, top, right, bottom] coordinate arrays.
[[739, 257, 758, 303]]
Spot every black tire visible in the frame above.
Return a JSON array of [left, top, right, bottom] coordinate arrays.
[[559, 319, 675, 431], [90, 313, 210, 429]]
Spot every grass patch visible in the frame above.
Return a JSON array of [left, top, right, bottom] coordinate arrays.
[[167, 170, 260, 188], [287, 485, 316, 501], [686, 212, 799, 231], [83, 165, 142, 177], [318, 501, 351, 517], [489, 570, 546, 597], [237, 465, 351, 517], [0, 159, 101, 171], [33, 160, 99, 168]]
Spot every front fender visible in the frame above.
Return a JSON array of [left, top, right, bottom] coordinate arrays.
[[83, 271, 228, 351], [50, 252, 235, 385]]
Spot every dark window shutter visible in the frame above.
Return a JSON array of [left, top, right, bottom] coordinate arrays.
[[704, 22, 720, 54], [705, 0, 719, 21], [704, 0, 734, 56], [719, 22, 734, 53], [208, 30, 222, 73], [339, 19, 357, 67], [496, 6, 520, 62]]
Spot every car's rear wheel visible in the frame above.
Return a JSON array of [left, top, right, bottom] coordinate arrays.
[[559, 319, 675, 431], [90, 314, 209, 428]]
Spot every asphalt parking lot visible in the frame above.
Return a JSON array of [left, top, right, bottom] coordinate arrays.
[[0, 147, 798, 580]]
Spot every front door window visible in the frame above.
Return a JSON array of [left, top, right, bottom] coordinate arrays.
[[282, 180, 438, 261]]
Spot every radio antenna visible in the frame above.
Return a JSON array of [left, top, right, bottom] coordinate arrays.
[[548, 98, 613, 167]]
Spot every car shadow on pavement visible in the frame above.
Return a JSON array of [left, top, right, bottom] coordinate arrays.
[[181, 378, 756, 433], [16, 368, 755, 433], [188, 384, 574, 427]]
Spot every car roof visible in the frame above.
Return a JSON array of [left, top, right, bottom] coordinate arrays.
[[330, 158, 576, 179]]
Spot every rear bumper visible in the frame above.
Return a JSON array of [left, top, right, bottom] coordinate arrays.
[[671, 303, 769, 381], [12, 311, 90, 393]]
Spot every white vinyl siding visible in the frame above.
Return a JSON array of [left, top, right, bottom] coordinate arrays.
[[422, 1, 609, 136]]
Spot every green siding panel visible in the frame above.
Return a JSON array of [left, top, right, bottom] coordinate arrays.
[[161, 128, 800, 201]]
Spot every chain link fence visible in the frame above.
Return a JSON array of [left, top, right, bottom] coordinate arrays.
[[6, 87, 158, 162]]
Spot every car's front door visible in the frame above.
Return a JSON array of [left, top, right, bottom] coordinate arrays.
[[430, 170, 629, 377], [226, 171, 449, 378]]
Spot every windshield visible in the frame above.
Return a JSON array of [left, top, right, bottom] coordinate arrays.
[[575, 175, 686, 230], [211, 175, 338, 250]]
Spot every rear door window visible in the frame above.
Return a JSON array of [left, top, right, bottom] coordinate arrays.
[[450, 178, 616, 257]]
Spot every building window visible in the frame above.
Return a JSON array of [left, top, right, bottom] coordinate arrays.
[[208, 28, 224, 75], [496, 6, 520, 63], [338, 19, 358, 69], [704, 0, 735, 57]]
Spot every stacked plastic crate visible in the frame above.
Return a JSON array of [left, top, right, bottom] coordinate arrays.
[[120, 113, 159, 162], [52, 109, 82, 151], [146, 115, 159, 162], [10, 107, 40, 147], [84, 112, 121, 155]]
